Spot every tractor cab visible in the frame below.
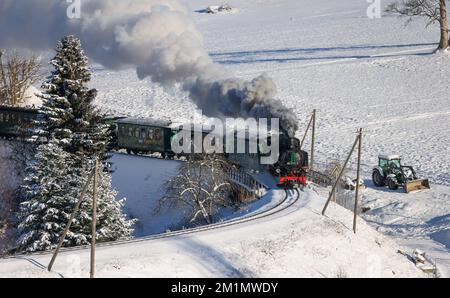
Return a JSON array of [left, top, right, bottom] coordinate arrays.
[[372, 154, 430, 193], [378, 155, 402, 172]]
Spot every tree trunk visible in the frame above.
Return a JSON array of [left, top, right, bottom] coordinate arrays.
[[439, 0, 449, 50]]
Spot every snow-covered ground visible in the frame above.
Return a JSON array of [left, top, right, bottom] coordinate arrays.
[[20, 86, 43, 108], [91, 0, 450, 276], [0, 190, 427, 278], [109, 153, 183, 236], [109, 153, 280, 237]]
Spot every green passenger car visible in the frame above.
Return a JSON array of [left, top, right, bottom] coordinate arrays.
[[0, 106, 40, 138], [116, 118, 175, 155]]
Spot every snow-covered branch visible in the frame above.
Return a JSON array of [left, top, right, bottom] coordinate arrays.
[[160, 154, 236, 225], [0, 50, 41, 106]]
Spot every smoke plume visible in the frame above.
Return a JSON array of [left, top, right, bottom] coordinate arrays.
[[0, 0, 298, 135]]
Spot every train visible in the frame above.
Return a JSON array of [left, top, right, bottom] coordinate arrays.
[[0, 106, 40, 138], [0, 105, 309, 188]]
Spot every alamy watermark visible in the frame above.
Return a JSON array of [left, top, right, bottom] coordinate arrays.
[[65, 1, 383, 21], [67, 0, 82, 19], [170, 113, 280, 165], [367, 0, 382, 19]]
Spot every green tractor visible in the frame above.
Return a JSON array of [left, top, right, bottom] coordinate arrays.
[[372, 155, 430, 193]]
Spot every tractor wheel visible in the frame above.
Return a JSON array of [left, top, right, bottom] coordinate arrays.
[[372, 170, 385, 187], [387, 177, 399, 190]]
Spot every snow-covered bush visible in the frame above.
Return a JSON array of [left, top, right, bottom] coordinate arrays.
[[160, 154, 236, 225]]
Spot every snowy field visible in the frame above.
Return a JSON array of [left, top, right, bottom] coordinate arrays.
[[0, 0, 449, 277], [91, 0, 450, 275]]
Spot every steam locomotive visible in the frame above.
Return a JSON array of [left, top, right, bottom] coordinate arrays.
[[0, 106, 309, 188], [273, 132, 309, 189]]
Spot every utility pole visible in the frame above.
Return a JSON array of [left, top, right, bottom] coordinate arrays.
[[299, 110, 317, 183], [48, 167, 96, 272], [300, 112, 313, 149], [353, 129, 363, 233], [333, 168, 338, 203], [310, 109, 316, 182], [90, 158, 99, 278], [48, 156, 101, 275]]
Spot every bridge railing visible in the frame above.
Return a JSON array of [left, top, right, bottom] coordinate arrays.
[[229, 168, 268, 200]]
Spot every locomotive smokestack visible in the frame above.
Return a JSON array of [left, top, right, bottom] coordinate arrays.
[[0, 0, 298, 136]]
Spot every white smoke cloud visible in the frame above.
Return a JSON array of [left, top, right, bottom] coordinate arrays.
[[0, 0, 298, 135]]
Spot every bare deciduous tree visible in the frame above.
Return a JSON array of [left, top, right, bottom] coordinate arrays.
[[0, 50, 41, 106], [386, 0, 449, 50], [160, 154, 236, 225]]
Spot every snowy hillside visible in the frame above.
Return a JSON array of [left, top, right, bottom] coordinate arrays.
[[0, 190, 426, 278]]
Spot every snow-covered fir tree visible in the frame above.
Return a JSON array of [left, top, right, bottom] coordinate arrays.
[[17, 140, 81, 252], [38, 35, 106, 155], [17, 141, 134, 252], [17, 35, 135, 252]]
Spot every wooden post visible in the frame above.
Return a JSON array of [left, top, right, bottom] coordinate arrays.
[[333, 169, 338, 203], [90, 158, 99, 278], [310, 109, 316, 182], [300, 114, 313, 149], [48, 167, 96, 272], [80, 147, 85, 178], [353, 129, 362, 233], [322, 133, 360, 216]]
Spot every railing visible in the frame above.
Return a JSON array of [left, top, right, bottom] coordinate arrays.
[[306, 166, 362, 214], [229, 168, 267, 200], [332, 189, 362, 214], [307, 169, 333, 187]]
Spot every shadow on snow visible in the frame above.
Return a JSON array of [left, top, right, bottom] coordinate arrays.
[[210, 42, 437, 65]]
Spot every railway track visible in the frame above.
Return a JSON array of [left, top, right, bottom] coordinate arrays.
[[5, 188, 301, 259]]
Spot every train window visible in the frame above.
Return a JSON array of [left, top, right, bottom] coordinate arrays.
[[140, 128, 146, 138], [0, 113, 3, 122], [5, 114, 9, 122], [128, 127, 133, 137], [135, 128, 140, 138], [154, 129, 161, 141], [148, 129, 154, 140]]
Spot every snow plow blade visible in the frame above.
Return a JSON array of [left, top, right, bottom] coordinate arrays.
[[405, 179, 430, 193]]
